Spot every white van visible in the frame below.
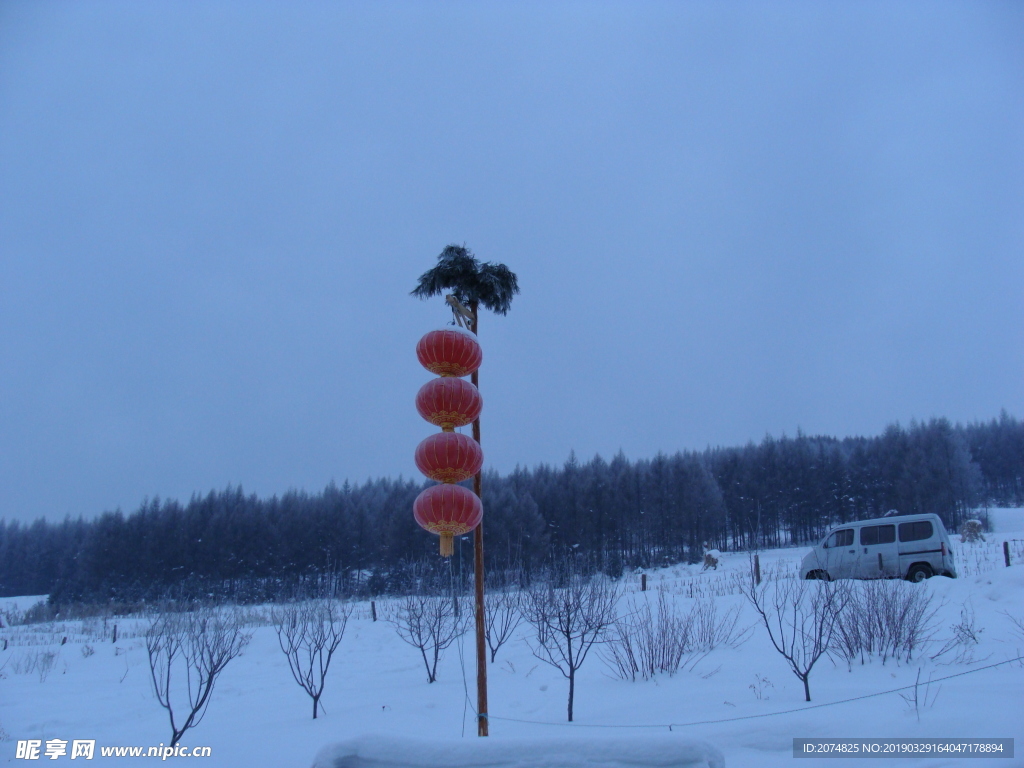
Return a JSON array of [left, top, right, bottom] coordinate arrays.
[[798, 513, 957, 582]]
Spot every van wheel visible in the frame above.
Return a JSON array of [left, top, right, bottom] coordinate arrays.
[[907, 564, 933, 583], [806, 569, 830, 581]]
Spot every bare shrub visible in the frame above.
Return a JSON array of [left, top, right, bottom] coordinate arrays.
[[749, 673, 774, 700], [832, 580, 938, 668], [390, 593, 465, 683], [1003, 611, 1024, 667], [522, 565, 619, 721], [9, 649, 58, 682], [604, 592, 745, 681], [691, 599, 745, 651], [1005, 611, 1024, 642], [146, 606, 251, 746], [931, 601, 986, 665], [485, 588, 522, 663], [272, 596, 352, 718], [605, 590, 690, 681], [742, 576, 849, 701], [35, 650, 56, 683], [898, 668, 942, 721]]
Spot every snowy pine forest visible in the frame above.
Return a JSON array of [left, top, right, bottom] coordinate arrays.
[[1, 415, 1021, 605]]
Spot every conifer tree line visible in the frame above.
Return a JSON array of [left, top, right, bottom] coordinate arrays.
[[0, 413, 1021, 602]]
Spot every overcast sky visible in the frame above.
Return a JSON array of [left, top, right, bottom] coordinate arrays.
[[0, 1, 1021, 524]]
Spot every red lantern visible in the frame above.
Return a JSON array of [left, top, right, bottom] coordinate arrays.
[[415, 432, 483, 484], [415, 377, 482, 430], [413, 483, 483, 556], [417, 328, 482, 378]]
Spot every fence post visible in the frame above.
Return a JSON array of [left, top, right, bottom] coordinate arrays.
[[1005, 541, 1012, 568], [112, 624, 117, 644], [641, 573, 647, 592], [371, 601, 377, 622], [754, 554, 761, 585]]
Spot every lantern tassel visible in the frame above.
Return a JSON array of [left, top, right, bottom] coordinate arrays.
[[440, 532, 454, 557]]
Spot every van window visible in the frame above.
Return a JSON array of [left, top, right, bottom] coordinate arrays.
[[827, 529, 853, 548], [898, 521, 934, 543], [860, 524, 896, 546]]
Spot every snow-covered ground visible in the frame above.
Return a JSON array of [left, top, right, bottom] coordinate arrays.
[[0, 596, 46, 622], [2, 510, 1022, 767]]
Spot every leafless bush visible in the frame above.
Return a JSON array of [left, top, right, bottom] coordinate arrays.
[[1003, 611, 1024, 667], [832, 580, 939, 667], [485, 588, 522, 663], [749, 673, 774, 700], [522, 566, 620, 721], [691, 599, 746, 651], [605, 590, 689, 681], [272, 597, 352, 718], [1005, 611, 1024, 642], [605, 590, 688, 681], [9, 649, 58, 682], [931, 601, 986, 665], [898, 668, 942, 720], [146, 606, 251, 746], [742, 576, 849, 701], [604, 592, 745, 681], [390, 593, 465, 683]]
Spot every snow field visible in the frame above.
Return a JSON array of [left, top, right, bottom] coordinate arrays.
[[0, 510, 1021, 767]]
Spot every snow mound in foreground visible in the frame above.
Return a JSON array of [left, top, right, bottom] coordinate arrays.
[[313, 733, 724, 768]]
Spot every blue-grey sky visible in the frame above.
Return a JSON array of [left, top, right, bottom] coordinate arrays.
[[0, 1, 1021, 524]]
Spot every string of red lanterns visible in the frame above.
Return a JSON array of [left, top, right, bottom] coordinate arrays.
[[413, 328, 484, 556]]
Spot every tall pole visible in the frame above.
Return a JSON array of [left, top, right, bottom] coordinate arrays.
[[469, 301, 489, 736]]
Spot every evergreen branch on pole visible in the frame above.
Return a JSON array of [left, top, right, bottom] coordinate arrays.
[[411, 245, 519, 316]]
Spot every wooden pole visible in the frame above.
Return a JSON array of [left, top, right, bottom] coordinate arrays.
[[641, 573, 647, 592], [470, 302, 489, 736], [1005, 540, 1011, 568]]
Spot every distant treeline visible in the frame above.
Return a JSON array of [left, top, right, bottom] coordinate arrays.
[[1, 413, 1021, 602]]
